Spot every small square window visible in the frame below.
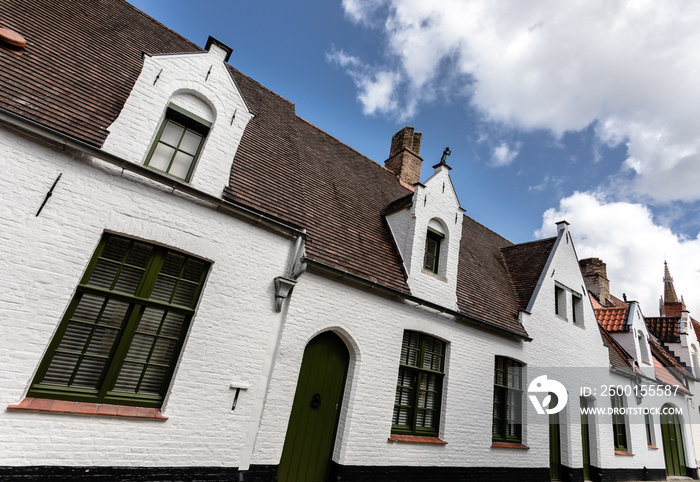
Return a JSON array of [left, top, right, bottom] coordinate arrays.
[[145, 105, 210, 182], [555, 286, 567, 319], [572, 293, 583, 325]]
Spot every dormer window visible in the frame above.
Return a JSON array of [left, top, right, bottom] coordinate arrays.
[[145, 104, 211, 182], [424, 228, 444, 274]]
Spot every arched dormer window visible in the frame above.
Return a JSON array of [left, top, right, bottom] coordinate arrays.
[[145, 103, 212, 182], [424, 219, 446, 275]]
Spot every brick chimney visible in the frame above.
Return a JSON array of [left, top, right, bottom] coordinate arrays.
[[385, 127, 423, 185], [579, 258, 610, 305]]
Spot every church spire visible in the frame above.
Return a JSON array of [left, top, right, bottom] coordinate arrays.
[[661, 261, 686, 316], [663, 261, 679, 303]]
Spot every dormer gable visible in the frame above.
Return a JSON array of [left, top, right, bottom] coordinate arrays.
[[384, 132, 465, 309], [102, 37, 253, 198]]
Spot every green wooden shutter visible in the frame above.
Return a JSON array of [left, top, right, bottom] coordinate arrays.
[[29, 234, 209, 407]]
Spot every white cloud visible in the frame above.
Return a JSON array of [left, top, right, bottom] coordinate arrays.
[[536, 192, 700, 318], [327, 48, 402, 116], [491, 141, 520, 167], [339, 0, 700, 202]]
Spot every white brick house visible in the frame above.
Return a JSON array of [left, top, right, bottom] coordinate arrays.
[[0, 1, 696, 481]]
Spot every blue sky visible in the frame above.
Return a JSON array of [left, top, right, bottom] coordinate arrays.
[[129, 0, 700, 317]]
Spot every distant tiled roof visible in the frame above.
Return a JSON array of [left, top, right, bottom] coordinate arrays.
[[594, 306, 629, 332], [646, 317, 681, 343], [648, 339, 692, 392], [501, 238, 557, 312], [0, 0, 200, 146], [598, 325, 636, 374], [693, 318, 700, 341]]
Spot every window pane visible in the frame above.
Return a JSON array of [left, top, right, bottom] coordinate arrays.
[[179, 129, 203, 155], [159, 121, 185, 146], [149, 143, 175, 171], [71, 356, 108, 388], [88, 259, 120, 290], [42, 353, 80, 385], [151, 274, 177, 303], [169, 151, 194, 179]]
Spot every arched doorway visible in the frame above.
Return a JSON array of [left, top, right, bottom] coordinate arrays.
[[661, 404, 686, 477], [277, 331, 350, 482]]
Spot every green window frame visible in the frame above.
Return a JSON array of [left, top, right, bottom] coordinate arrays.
[[492, 356, 523, 443], [145, 104, 211, 182], [392, 331, 445, 436], [28, 233, 210, 408], [423, 228, 444, 274], [611, 393, 628, 451]]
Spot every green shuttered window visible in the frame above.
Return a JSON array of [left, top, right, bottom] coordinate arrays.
[[392, 331, 445, 436], [611, 393, 628, 451], [492, 356, 523, 443], [28, 234, 209, 407]]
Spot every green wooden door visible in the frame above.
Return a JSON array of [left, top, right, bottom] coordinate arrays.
[[278, 331, 349, 482], [549, 393, 562, 481], [580, 397, 591, 480], [661, 405, 686, 477]]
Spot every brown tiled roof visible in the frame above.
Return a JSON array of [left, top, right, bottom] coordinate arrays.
[[501, 238, 557, 312], [225, 68, 412, 292], [456, 217, 527, 337], [594, 306, 629, 332], [646, 317, 681, 343], [0, 0, 201, 146]]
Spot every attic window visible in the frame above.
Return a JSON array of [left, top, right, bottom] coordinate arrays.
[[423, 228, 444, 274], [555, 285, 566, 319], [145, 104, 211, 182]]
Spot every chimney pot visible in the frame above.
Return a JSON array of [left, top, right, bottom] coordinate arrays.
[[579, 257, 610, 305], [385, 126, 423, 185]]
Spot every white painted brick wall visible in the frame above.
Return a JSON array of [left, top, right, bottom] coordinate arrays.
[[3, 120, 693, 474], [0, 126, 292, 467]]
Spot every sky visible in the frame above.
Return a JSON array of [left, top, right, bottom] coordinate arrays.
[[128, 0, 700, 318]]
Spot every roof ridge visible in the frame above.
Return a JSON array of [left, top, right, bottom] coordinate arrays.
[[501, 236, 556, 250]]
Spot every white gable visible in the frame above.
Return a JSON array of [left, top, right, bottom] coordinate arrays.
[[385, 162, 465, 309], [102, 44, 253, 198]]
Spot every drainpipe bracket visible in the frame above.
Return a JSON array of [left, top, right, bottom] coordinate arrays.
[[274, 276, 297, 312]]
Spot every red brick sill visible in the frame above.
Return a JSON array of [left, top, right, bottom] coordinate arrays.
[[491, 442, 529, 450], [615, 450, 634, 456], [7, 398, 167, 420], [388, 434, 447, 444], [648, 445, 659, 450]]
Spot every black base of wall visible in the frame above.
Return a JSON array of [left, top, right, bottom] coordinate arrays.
[[0, 464, 689, 481], [0, 465, 277, 482]]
